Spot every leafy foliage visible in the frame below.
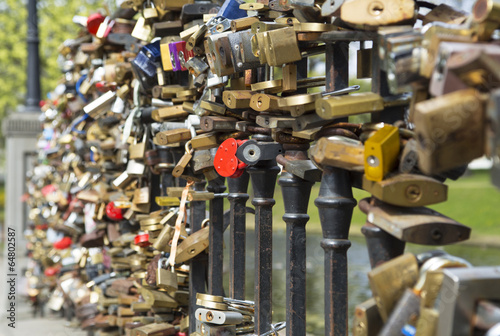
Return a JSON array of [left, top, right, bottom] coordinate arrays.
[[0, 0, 101, 130]]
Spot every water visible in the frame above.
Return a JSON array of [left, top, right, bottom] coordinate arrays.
[[222, 230, 500, 335]]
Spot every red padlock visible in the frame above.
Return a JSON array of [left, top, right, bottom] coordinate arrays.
[[44, 266, 59, 277], [106, 202, 124, 221], [134, 233, 151, 247], [214, 138, 248, 178], [86, 13, 105, 36], [53, 236, 72, 250]]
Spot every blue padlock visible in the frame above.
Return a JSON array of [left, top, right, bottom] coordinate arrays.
[[131, 40, 161, 93], [217, 0, 247, 20]]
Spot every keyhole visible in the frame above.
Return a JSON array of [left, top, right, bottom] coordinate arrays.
[[368, 1, 384, 16]]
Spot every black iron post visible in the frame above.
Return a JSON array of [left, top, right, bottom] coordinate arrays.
[[278, 145, 314, 336], [315, 41, 356, 336], [247, 134, 280, 334], [207, 176, 226, 295], [26, 0, 41, 110], [358, 199, 406, 268], [361, 223, 406, 269], [227, 172, 250, 299], [189, 180, 208, 334], [315, 166, 356, 336]]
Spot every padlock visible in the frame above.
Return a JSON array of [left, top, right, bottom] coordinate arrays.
[[340, 0, 415, 27], [185, 57, 209, 76], [316, 92, 384, 120], [235, 139, 283, 166], [231, 17, 259, 32], [180, 3, 220, 23], [152, 105, 189, 122], [413, 88, 486, 175], [192, 149, 215, 173], [205, 32, 235, 77], [152, 218, 176, 251], [129, 131, 148, 160], [131, 41, 162, 93], [195, 320, 236, 336], [214, 138, 248, 178], [222, 90, 253, 109], [131, 16, 152, 42], [200, 116, 238, 132], [255, 27, 302, 66], [168, 41, 194, 71], [353, 298, 383, 336], [362, 174, 447, 207], [172, 141, 195, 177], [380, 254, 470, 336], [195, 308, 244, 325], [368, 253, 419, 321], [364, 124, 400, 182], [83, 90, 116, 118], [227, 29, 261, 73], [156, 257, 178, 294], [143, 0, 158, 20], [367, 200, 471, 245], [310, 136, 365, 171], [155, 128, 192, 145], [174, 225, 210, 263], [140, 287, 178, 308]]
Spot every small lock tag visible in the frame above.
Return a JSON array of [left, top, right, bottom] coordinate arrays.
[[129, 130, 148, 160], [143, 0, 159, 19], [131, 16, 152, 42], [172, 141, 194, 178], [156, 257, 178, 293], [133, 186, 150, 205]]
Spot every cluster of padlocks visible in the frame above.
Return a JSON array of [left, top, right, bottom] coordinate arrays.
[[24, 0, 500, 335]]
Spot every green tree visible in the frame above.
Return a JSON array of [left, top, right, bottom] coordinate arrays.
[[0, 0, 102, 124]]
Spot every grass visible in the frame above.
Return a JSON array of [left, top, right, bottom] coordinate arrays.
[[235, 170, 500, 240]]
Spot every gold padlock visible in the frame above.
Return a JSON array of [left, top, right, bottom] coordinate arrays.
[[413, 88, 486, 175], [340, 0, 416, 27], [310, 136, 365, 171], [156, 257, 178, 294], [140, 288, 178, 308], [368, 253, 419, 321], [362, 174, 447, 207]]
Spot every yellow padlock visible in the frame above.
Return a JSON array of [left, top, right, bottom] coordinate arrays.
[[364, 125, 400, 182]]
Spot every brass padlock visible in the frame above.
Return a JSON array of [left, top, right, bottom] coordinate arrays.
[[362, 174, 447, 207], [143, 0, 158, 20], [155, 128, 192, 145], [414, 88, 486, 175], [316, 92, 384, 120], [255, 27, 302, 66], [310, 135, 365, 171], [174, 225, 209, 263], [340, 0, 415, 27], [368, 253, 419, 321], [140, 288, 178, 308], [367, 201, 471, 245], [156, 257, 178, 294]]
